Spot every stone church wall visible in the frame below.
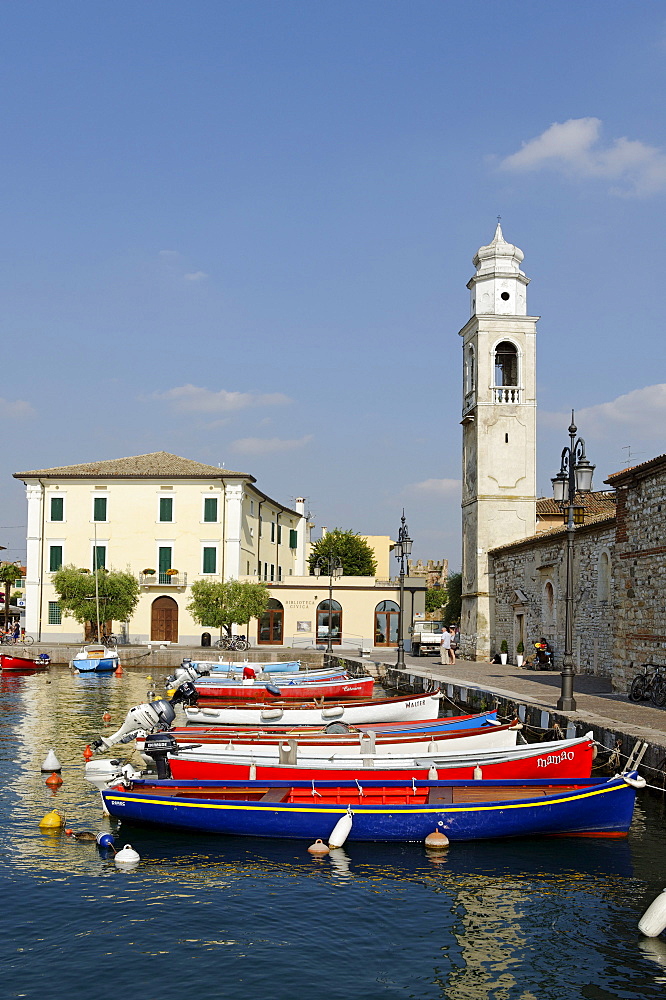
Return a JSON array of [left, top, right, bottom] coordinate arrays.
[[491, 519, 615, 679]]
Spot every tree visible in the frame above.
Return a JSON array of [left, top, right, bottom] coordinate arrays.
[[53, 565, 140, 636], [425, 586, 447, 615], [442, 572, 462, 626], [308, 529, 377, 577], [187, 579, 270, 636], [0, 562, 21, 628]]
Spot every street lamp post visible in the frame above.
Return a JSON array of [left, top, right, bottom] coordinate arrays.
[[393, 510, 413, 668], [551, 411, 595, 712], [313, 553, 343, 654]]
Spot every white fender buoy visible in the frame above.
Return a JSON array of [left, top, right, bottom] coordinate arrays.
[[249, 762, 257, 781], [428, 765, 438, 780], [115, 844, 140, 867], [639, 888, 666, 938], [473, 764, 483, 780], [623, 773, 647, 789], [328, 811, 353, 848], [41, 750, 62, 772]]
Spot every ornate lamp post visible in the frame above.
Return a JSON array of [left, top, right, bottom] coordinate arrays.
[[313, 553, 343, 653], [551, 411, 595, 711], [393, 510, 413, 668]]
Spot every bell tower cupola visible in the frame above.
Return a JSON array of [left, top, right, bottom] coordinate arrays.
[[458, 223, 538, 661]]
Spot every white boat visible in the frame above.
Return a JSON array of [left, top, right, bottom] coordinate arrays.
[[203, 659, 303, 673], [184, 690, 443, 726], [147, 721, 520, 764], [71, 645, 119, 673], [194, 666, 346, 683]]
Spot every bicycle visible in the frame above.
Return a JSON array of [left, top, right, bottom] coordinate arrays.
[[629, 663, 666, 707], [214, 634, 250, 651], [0, 632, 33, 645], [101, 632, 118, 649]]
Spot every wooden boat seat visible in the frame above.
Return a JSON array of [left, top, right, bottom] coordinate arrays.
[[427, 787, 453, 804], [260, 787, 290, 803], [450, 785, 576, 804]]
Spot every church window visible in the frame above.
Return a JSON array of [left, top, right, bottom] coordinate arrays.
[[543, 581, 555, 626], [494, 342, 518, 386], [465, 345, 475, 395], [597, 551, 611, 603]]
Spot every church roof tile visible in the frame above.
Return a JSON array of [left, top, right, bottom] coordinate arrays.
[[14, 451, 252, 481]]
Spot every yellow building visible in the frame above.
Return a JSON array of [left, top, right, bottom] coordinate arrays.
[[15, 452, 308, 643]]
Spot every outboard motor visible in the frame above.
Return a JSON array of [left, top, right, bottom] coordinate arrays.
[[143, 732, 179, 779], [170, 679, 198, 707], [93, 698, 176, 751]]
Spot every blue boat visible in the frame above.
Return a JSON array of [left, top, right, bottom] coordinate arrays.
[[205, 660, 303, 674], [101, 773, 642, 843], [71, 645, 119, 673]]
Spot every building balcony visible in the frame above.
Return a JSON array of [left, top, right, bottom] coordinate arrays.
[[139, 572, 188, 587], [493, 386, 522, 403]]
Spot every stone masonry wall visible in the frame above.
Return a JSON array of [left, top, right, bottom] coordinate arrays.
[[491, 520, 616, 680]]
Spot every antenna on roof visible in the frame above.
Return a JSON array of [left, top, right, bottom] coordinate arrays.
[[621, 445, 644, 465]]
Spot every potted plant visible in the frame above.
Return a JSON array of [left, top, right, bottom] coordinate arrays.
[[166, 568, 178, 577], [143, 568, 156, 576], [516, 640, 524, 668], [500, 639, 508, 665]]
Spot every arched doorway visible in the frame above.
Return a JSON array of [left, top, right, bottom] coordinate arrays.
[[258, 599, 284, 645], [374, 600, 399, 646], [151, 596, 178, 642], [316, 599, 342, 645]]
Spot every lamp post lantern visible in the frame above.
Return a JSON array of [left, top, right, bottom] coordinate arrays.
[[313, 553, 343, 654], [550, 411, 595, 712], [393, 511, 413, 668]]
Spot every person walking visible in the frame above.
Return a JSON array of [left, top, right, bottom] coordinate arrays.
[[447, 626, 456, 665], [440, 626, 451, 665]]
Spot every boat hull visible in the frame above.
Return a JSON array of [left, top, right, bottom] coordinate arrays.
[[193, 675, 375, 700], [0, 654, 48, 672], [168, 736, 595, 782], [184, 690, 442, 725], [101, 774, 639, 842], [71, 646, 119, 672]]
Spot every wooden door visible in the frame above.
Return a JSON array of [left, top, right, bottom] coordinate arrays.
[[151, 596, 178, 642]]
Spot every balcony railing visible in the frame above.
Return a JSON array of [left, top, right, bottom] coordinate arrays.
[[139, 572, 188, 587], [493, 386, 522, 403]]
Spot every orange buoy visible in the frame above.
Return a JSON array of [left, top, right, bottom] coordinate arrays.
[[102, 710, 112, 724], [424, 829, 449, 849], [83, 745, 94, 761], [45, 772, 63, 787], [114, 666, 123, 676], [307, 839, 330, 856]]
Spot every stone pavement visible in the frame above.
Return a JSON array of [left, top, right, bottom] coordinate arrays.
[[364, 650, 666, 753]]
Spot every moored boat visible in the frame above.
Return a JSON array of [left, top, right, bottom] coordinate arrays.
[[184, 690, 442, 725], [165, 733, 595, 782], [194, 674, 375, 701], [0, 652, 50, 671], [101, 771, 643, 842], [71, 645, 119, 673]]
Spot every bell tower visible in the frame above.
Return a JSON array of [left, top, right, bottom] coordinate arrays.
[[459, 223, 538, 660]]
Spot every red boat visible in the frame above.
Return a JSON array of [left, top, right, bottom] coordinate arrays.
[[0, 653, 49, 672], [167, 735, 596, 783], [194, 674, 375, 701]]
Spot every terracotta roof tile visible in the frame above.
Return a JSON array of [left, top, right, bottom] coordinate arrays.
[[536, 490, 616, 516], [14, 451, 251, 480]]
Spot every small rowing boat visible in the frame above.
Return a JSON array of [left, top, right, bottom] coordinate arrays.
[[184, 690, 442, 725], [71, 645, 119, 673], [194, 674, 375, 701], [101, 771, 643, 842], [0, 653, 50, 672]]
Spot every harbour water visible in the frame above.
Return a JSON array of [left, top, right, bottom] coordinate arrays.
[[1, 664, 665, 1000]]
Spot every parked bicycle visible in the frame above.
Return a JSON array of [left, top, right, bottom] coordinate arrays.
[[629, 663, 666, 707], [0, 631, 34, 645], [214, 634, 250, 651]]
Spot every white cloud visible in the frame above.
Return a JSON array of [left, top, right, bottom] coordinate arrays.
[[406, 478, 461, 497], [541, 384, 666, 439], [231, 434, 313, 455], [0, 397, 36, 419], [184, 271, 208, 282], [151, 384, 291, 413], [500, 118, 666, 195]]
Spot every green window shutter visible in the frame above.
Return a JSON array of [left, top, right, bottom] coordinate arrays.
[[289, 529, 298, 549], [277, 524, 282, 544], [50, 497, 64, 521], [159, 497, 173, 522], [203, 497, 217, 522], [48, 601, 62, 625], [203, 547, 217, 574], [49, 546, 63, 572], [93, 497, 107, 521], [93, 546, 106, 570], [158, 547, 172, 574]]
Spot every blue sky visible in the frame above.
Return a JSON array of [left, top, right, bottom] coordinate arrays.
[[1, 2, 666, 569]]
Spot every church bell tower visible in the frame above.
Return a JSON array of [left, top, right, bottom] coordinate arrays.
[[459, 223, 538, 660]]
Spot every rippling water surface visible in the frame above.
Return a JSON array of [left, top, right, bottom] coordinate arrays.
[[1, 664, 665, 1000]]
